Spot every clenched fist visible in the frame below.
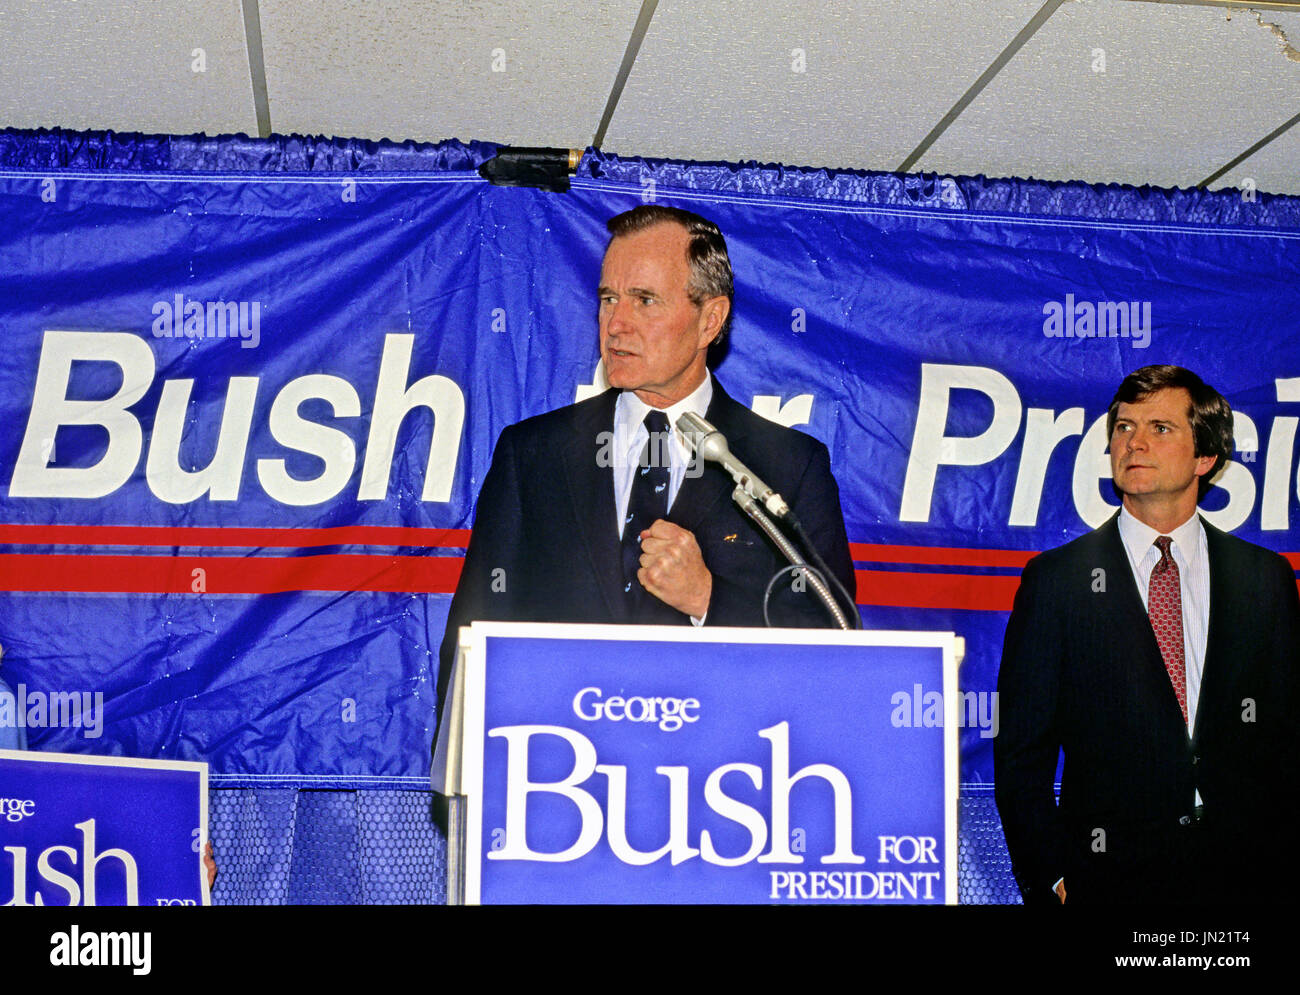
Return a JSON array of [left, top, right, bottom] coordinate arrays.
[[638, 519, 712, 619]]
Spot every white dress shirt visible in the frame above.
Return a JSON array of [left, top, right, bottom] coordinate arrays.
[[1116, 506, 1210, 737], [611, 374, 713, 624], [612, 374, 713, 533]]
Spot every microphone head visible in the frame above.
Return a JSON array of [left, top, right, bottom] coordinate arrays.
[[695, 432, 731, 464], [675, 411, 712, 438], [675, 412, 730, 463]]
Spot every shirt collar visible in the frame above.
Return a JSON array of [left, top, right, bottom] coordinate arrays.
[[1117, 505, 1204, 566], [615, 373, 714, 444]]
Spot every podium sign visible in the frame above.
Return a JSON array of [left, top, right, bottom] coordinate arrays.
[[0, 750, 209, 906], [446, 623, 958, 904]]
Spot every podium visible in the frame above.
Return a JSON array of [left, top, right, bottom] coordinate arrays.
[[433, 622, 961, 905]]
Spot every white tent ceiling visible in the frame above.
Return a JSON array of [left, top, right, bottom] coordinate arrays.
[[1, 0, 1298, 194]]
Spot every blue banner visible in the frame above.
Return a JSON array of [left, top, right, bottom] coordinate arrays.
[[463, 624, 957, 904], [0, 135, 1296, 791], [0, 749, 207, 906]]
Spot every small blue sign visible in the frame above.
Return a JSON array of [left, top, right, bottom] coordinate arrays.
[[461, 624, 958, 904], [0, 750, 208, 906]]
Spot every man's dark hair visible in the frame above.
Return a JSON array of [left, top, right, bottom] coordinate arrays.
[[1106, 365, 1234, 500], [606, 205, 734, 349]]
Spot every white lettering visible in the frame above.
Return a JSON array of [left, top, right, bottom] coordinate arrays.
[[758, 721, 865, 865], [487, 725, 603, 862], [358, 334, 465, 502], [257, 374, 360, 505], [569, 686, 700, 732], [900, 364, 1022, 522], [11, 331, 154, 498]]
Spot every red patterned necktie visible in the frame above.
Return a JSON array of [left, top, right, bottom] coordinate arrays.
[[1148, 536, 1188, 724]]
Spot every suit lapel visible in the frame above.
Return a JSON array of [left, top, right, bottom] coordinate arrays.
[[1194, 519, 1242, 746], [558, 390, 628, 622], [1099, 516, 1191, 736], [667, 382, 748, 536], [1098, 515, 1151, 632]]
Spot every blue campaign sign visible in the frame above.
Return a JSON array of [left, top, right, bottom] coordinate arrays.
[[0, 750, 208, 906], [459, 623, 959, 904]]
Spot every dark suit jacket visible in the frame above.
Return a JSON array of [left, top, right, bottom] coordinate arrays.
[[994, 514, 1299, 905], [436, 381, 856, 722]]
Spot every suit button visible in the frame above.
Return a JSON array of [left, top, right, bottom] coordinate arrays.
[[1191, 754, 1199, 765], [1178, 815, 1191, 826]]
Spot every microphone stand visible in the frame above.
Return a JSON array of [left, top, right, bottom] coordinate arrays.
[[730, 485, 851, 631]]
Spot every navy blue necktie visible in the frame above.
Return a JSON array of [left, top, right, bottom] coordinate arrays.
[[621, 410, 671, 613]]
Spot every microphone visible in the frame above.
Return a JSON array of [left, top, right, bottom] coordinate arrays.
[[677, 412, 790, 519]]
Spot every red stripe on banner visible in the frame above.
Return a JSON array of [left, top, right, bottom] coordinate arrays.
[[855, 569, 1022, 612], [0, 553, 464, 594], [853, 543, 1299, 579], [0, 524, 471, 549], [850, 542, 1037, 568], [0, 555, 1018, 607], [0, 538, 1292, 606], [3, 525, 1293, 569]]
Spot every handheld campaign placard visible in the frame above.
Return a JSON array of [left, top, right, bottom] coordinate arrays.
[[0, 750, 208, 906], [439, 623, 959, 904]]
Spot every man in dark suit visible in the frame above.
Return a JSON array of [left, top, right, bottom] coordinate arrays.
[[436, 205, 856, 723], [995, 365, 1299, 905]]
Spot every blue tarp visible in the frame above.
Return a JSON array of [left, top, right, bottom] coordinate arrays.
[[1, 127, 1297, 793]]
